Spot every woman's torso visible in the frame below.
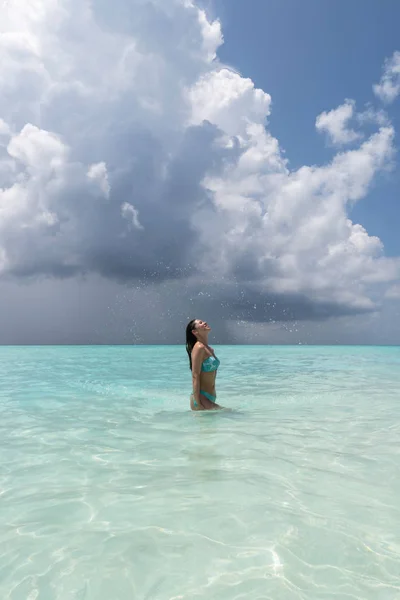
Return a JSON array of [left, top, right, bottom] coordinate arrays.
[[198, 346, 219, 394]]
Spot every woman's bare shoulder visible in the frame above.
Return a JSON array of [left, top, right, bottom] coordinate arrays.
[[192, 341, 205, 354]]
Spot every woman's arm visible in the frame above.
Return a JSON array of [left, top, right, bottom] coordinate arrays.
[[191, 343, 205, 408]]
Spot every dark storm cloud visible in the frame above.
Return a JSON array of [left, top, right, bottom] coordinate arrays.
[[182, 282, 376, 326]]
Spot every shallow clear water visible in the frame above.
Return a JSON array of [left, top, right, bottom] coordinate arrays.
[[1, 345, 400, 599]]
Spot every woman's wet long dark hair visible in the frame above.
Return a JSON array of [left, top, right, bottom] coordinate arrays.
[[185, 319, 197, 371]]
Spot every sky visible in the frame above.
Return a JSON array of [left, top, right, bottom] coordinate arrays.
[[0, 0, 399, 345]]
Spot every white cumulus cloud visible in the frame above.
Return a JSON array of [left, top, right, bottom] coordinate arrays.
[[188, 68, 271, 136], [315, 99, 361, 146], [373, 50, 400, 104], [87, 162, 110, 199], [121, 202, 143, 230]]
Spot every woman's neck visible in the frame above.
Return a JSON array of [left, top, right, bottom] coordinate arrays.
[[196, 332, 209, 345]]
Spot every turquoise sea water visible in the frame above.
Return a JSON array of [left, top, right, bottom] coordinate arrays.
[[1, 345, 400, 599]]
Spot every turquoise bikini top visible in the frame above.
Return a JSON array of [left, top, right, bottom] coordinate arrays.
[[201, 354, 220, 372]]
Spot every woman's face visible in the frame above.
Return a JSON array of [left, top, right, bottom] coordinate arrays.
[[194, 319, 211, 333]]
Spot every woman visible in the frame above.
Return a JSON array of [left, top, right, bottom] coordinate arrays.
[[186, 319, 222, 411]]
